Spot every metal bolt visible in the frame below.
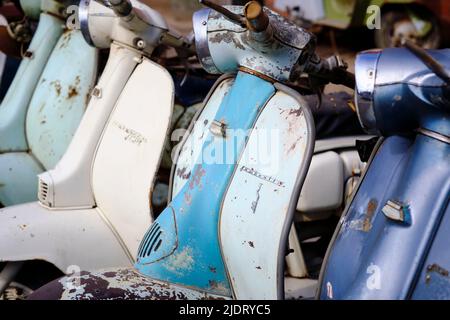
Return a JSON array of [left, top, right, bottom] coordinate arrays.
[[135, 38, 145, 49]]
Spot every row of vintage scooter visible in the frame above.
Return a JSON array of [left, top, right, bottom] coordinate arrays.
[[0, 0, 449, 300]]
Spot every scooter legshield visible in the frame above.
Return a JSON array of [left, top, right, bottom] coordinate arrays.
[[136, 72, 315, 299]]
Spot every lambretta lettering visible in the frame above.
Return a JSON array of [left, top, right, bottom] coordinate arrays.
[[240, 166, 284, 187], [113, 121, 148, 146]]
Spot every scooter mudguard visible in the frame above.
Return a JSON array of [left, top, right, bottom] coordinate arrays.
[[0, 29, 98, 206], [318, 135, 450, 300], [134, 71, 314, 300], [0, 202, 130, 272], [0, 13, 63, 152], [29, 268, 229, 300]]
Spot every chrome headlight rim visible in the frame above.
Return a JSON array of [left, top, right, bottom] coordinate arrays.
[[193, 8, 220, 74], [79, 0, 95, 46]]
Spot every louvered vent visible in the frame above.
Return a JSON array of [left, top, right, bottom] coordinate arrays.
[[138, 222, 164, 259], [38, 179, 49, 202]]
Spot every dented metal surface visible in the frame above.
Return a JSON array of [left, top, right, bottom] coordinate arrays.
[[29, 268, 228, 300]]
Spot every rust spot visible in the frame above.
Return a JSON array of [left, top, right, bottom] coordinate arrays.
[[50, 81, 62, 96], [256, 266, 262, 270], [189, 166, 206, 190], [288, 108, 303, 117], [248, 241, 255, 248], [348, 199, 378, 232], [209, 266, 217, 273], [67, 86, 78, 99], [210, 32, 246, 50], [427, 263, 449, 277], [177, 167, 191, 180]]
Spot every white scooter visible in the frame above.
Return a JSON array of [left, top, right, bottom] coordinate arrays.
[[0, 0, 192, 298]]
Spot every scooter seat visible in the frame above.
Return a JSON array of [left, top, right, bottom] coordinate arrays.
[[0, 152, 43, 206], [28, 268, 229, 300]]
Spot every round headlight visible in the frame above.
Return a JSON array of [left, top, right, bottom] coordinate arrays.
[[355, 50, 382, 135]]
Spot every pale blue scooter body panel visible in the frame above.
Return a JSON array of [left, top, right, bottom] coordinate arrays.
[[0, 26, 98, 206], [26, 30, 98, 169], [135, 72, 275, 297], [0, 13, 63, 152]]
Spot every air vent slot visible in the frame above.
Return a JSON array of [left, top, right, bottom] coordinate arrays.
[[38, 179, 49, 202], [138, 222, 163, 258]]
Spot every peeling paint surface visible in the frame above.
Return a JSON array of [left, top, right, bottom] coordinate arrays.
[[136, 73, 275, 297], [172, 78, 234, 197], [29, 268, 229, 300], [205, 6, 314, 82], [26, 29, 98, 170], [220, 90, 309, 300]]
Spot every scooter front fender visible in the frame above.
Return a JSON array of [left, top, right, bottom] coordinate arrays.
[[29, 268, 230, 300], [0, 202, 131, 272]]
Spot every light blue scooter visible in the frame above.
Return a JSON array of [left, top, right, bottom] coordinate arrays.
[[29, 0, 358, 300], [0, 0, 98, 206]]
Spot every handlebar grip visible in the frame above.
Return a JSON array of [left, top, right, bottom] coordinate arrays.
[[244, 1, 269, 32]]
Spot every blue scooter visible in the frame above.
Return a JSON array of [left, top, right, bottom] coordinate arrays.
[[317, 41, 450, 300]]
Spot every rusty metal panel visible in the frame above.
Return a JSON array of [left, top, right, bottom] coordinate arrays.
[[220, 89, 311, 300], [30, 268, 230, 300], [26, 29, 98, 170]]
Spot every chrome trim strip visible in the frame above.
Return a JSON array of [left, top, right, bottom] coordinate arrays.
[[193, 8, 220, 74], [417, 128, 450, 144], [79, 0, 95, 46]]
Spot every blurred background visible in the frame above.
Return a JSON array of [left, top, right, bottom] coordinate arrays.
[[141, 0, 450, 90]]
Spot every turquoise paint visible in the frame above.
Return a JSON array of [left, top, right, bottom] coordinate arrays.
[[135, 72, 275, 296]]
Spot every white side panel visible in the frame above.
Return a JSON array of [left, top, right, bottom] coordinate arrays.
[[92, 58, 174, 259], [220, 91, 310, 300], [297, 151, 344, 212], [171, 78, 235, 198], [39, 44, 140, 209], [0, 202, 130, 272]]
